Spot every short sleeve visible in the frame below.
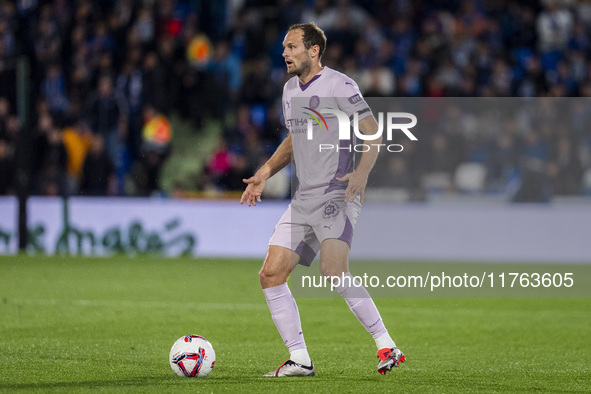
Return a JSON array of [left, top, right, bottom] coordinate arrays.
[[334, 78, 372, 121]]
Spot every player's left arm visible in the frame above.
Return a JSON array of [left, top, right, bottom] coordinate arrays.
[[336, 116, 381, 203]]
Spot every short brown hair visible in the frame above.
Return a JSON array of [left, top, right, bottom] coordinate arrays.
[[288, 22, 327, 59]]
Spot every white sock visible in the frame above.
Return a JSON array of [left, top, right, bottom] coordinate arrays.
[[262, 283, 308, 362], [335, 273, 389, 340], [375, 331, 396, 350], [290, 347, 312, 366]]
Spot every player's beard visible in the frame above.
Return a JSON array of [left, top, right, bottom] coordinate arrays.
[[289, 56, 312, 77]]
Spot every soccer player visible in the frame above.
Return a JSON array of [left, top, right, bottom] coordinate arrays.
[[240, 22, 405, 377]]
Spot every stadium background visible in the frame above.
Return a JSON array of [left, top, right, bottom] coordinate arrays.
[[1, 0, 591, 200]]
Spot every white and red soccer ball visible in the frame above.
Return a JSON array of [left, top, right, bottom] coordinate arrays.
[[169, 335, 216, 377]]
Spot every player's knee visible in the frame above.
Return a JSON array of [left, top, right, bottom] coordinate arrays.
[[320, 265, 346, 279], [259, 264, 288, 287], [258, 268, 272, 286]]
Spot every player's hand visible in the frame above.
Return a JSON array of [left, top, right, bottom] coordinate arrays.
[[336, 171, 368, 203], [240, 174, 266, 207]]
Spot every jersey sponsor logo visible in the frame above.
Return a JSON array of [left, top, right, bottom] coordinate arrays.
[[322, 200, 340, 219], [285, 117, 308, 130], [348, 94, 362, 104], [302, 106, 328, 132]]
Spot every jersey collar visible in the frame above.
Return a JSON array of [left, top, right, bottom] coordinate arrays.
[[299, 68, 326, 91]]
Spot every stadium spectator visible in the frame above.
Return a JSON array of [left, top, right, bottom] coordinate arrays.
[[241, 59, 277, 107], [132, 105, 172, 196], [42, 64, 69, 117], [142, 51, 170, 115], [547, 136, 583, 195], [33, 126, 68, 196], [0, 97, 12, 141], [223, 153, 251, 191], [84, 75, 128, 165], [0, 138, 14, 195], [116, 60, 144, 162], [260, 103, 285, 152], [80, 134, 114, 196], [211, 40, 242, 102], [207, 139, 234, 189], [223, 104, 257, 153], [376, 155, 413, 190], [301, 0, 338, 32], [486, 131, 519, 192], [62, 118, 93, 195], [536, 0, 573, 52], [131, 149, 168, 197]]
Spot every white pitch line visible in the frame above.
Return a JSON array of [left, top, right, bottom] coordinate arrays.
[[4, 298, 266, 311]]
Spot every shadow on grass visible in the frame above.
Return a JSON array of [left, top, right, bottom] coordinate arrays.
[[3, 370, 586, 393], [0, 377, 169, 391], [0, 373, 399, 392]]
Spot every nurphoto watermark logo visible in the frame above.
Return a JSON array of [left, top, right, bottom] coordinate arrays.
[[305, 108, 418, 153]]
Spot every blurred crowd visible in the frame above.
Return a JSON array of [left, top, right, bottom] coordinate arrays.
[[370, 98, 591, 202], [1, 0, 591, 199]]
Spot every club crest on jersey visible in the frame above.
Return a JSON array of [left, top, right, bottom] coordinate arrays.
[[309, 95, 320, 109], [322, 200, 340, 219]]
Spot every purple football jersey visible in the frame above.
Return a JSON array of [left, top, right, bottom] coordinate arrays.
[[283, 67, 373, 198]]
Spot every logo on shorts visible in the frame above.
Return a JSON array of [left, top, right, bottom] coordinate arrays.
[[322, 200, 340, 219]]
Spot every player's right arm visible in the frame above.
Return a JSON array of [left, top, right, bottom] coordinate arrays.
[[240, 134, 292, 206]]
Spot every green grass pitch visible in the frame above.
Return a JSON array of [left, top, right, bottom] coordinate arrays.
[[0, 256, 589, 393]]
